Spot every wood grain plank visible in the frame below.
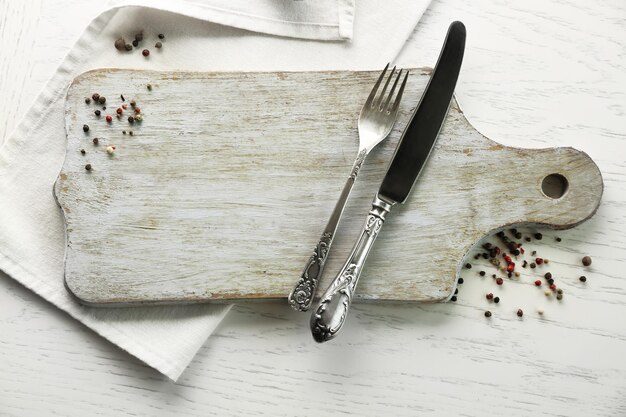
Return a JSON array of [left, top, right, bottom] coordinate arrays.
[[56, 69, 602, 305]]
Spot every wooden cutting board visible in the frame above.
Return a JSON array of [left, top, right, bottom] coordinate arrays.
[[55, 69, 603, 306]]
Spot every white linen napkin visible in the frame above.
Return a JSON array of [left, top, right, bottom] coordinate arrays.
[[0, 0, 431, 380]]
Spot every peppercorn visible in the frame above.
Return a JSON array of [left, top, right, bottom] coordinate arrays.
[[114, 37, 126, 51], [85, 97, 91, 104], [534, 233, 542, 240], [473, 254, 480, 260], [122, 130, 126, 135], [534, 280, 541, 286], [134, 107, 141, 114], [544, 272, 552, 279], [83, 124, 89, 132], [92, 93, 100, 101], [507, 272, 512, 278], [517, 309, 523, 317], [531, 250, 537, 256], [492, 274, 496, 278], [130, 99, 136, 107], [556, 293, 563, 300], [155, 41, 162, 49], [129, 131, 133, 136], [512, 249, 520, 256], [514, 272, 520, 277], [92, 138, 99, 145], [122, 104, 127, 110], [106, 145, 116, 155], [125, 44, 132, 51], [85, 164, 92, 171], [106, 115, 113, 123], [454, 288, 458, 294], [95, 110, 101, 116], [116, 108, 123, 115], [579, 276, 587, 282], [530, 263, 536, 269], [556, 237, 562, 242], [98, 96, 106, 104], [496, 277, 503, 285], [479, 271, 486, 276], [515, 232, 522, 239], [128, 116, 135, 123], [142, 49, 150, 57], [549, 284, 556, 291], [537, 308, 544, 316], [147, 84, 152, 91], [465, 263, 472, 269], [547, 278, 554, 285], [525, 237, 531, 242], [483, 242, 493, 250], [451, 296, 457, 302], [544, 259, 549, 264], [506, 263, 515, 273], [482, 253, 489, 259], [582, 256, 592, 266], [544, 289, 552, 297], [158, 33, 165, 39], [80, 149, 86, 155], [556, 288, 563, 295], [493, 297, 500, 304], [458, 278, 464, 284], [536, 258, 544, 265], [484, 311, 492, 318], [486, 293, 493, 300], [132, 39, 139, 47], [522, 260, 528, 268]]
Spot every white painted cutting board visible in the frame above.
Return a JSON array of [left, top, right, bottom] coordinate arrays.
[[55, 69, 603, 306]]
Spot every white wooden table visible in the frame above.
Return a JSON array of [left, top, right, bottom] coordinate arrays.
[[1, 1, 625, 416]]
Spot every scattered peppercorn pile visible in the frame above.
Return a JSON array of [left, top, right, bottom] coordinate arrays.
[[451, 228, 593, 320], [81, 84, 152, 170], [114, 31, 165, 58]]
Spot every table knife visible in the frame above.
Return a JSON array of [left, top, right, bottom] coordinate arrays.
[[310, 21, 466, 343]]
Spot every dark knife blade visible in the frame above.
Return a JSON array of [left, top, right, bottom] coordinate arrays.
[[379, 20, 466, 204]]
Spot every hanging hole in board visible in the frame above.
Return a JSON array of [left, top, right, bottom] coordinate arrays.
[[541, 173, 569, 199]]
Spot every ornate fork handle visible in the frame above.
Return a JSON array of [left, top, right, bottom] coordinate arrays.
[[310, 195, 393, 342], [288, 149, 367, 311]]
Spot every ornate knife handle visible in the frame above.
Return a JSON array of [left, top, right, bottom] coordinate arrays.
[[288, 150, 367, 312], [310, 195, 393, 343]]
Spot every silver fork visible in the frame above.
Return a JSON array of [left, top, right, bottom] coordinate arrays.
[[288, 64, 409, 311]]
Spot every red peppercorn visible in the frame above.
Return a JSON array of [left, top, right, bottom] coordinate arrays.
[[549, 284, 557, 290], [142, 49, 150, 57], [496, 277, 504, 285], [122, 104, 128, 110], [534, 280, 541, 286], [506, 263, 515, 273], [116, 108, 123, 115], [520, 247, 525, 254], [536, 258, 544, 265], [486, 293, 494, 300], [504, 255, 512, 263], [495, 247, 501, 255], [134, 107, 141, 114], [105, 115, 113, 123]]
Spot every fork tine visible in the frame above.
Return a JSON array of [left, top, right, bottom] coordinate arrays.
[[364, 63, 389, 108], [375, 65, 396, 110], [389, 70, 409, 113], [382, 69, 403, 112]]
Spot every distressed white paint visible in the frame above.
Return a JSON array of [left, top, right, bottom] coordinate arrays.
[[56, 69, 602, 305]]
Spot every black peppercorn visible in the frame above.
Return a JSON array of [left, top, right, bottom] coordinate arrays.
[[122, 130, 126, 135], [85, 163, 92, 171], [130, 99, 136, 107], [132, 39, 139, 47], [92, 93, 100, 101], [98, 96, 106, 105], [579, 276, 587, 282], [493, 297, 500, 304], [155, 41, 162, 49], [525, 237, 531, 242], [479, 271, 486, 276], [545, 272, 552, 279], [129, 131, 133, 136], [80, 149, 86, 155], [484, 311, 492, 318], [457, 277, 464, 284], [548, 278, 554, 285], [556, 237, 562, 242], [530, 262, 536, 269], [85, 97, 91, 104], [125, 44, 132, 51], [582, 256, 592, 266], [92, 138, 99, 145], [95, 110, 101, 116], [147, 84, 152, 91], [465, 263, 472, 269], [515, 232, 522, 239], [451, 296, 457, 302], [114, 37, 126, 51], [158, 33, 165, 39], [83, 124, 89, 132], [517, 309, 523, 317], [556, 293, 563, 300], [534, 233, 543, 240]]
